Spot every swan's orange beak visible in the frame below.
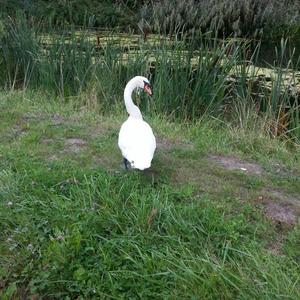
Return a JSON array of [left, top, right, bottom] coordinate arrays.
[[144, 83, 153, 96]]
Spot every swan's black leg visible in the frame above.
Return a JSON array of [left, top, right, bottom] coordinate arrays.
[[123, 158, 129, 170]]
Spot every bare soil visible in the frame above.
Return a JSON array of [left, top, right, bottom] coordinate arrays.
[[156, 137, 195, 152], [209, 154, 263, 175], [265, 202, 296, 226], [64, 138, 87, 153]]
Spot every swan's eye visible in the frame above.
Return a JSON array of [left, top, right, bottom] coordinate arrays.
[[143, 82, 152, 96]]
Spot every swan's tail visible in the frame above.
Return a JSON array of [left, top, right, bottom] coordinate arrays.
[[133, 161, 151, 170], [128, 152, 153, 170]]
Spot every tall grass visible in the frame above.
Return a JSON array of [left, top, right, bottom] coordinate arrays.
[[0, 17, 299, 141], [0, 18, 95, 95]]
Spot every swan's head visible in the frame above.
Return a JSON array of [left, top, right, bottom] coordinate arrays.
[[133, 76, 152, 96]]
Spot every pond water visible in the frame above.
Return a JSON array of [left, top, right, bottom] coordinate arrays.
[[254, 39, 300, 69], [190, 36, 300, 70]]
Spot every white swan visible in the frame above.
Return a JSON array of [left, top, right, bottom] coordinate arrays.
[[118, 76, 156, 170]]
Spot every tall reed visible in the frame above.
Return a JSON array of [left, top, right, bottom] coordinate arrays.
[[0, 17, 299, 141]]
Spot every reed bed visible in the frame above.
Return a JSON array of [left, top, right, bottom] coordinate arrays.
[[0, 18, 299, 141]]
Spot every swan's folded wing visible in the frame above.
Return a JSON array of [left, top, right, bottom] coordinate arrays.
[[118, 118, 156, 169]]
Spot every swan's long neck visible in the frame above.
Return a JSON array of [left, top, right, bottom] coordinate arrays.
[[124, 78, 143, 119]]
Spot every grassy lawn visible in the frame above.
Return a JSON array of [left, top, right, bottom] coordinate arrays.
[[0, 91, 299, 299]]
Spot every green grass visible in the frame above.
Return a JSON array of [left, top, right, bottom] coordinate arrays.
[[0, 91, 299, 299]]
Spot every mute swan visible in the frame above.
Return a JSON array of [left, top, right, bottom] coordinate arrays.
[[118, 76, 156, 170]]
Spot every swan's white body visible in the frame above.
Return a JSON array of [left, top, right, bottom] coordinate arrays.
[[118, 76, 156, 170]]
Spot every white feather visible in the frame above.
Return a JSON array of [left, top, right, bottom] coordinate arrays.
[[118, 76, 156, 170]]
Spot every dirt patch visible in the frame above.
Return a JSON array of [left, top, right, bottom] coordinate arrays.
[[209, 155, 263, 175], [64, 138, 87, 153], [252, 188, 300, 254], [50, 113, 65, 126], [265, 202, 296, 226], [92, 154, 120, 170], [24, 112, 65, 124], [156, 137, 195, 152], [154, 152, 255, 201], [156, 138, 173, 151], [12, 117, 29, 137], [265, 189, 300, 210], [253, 189, 300, 226], [41, 138, 54, 145]]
